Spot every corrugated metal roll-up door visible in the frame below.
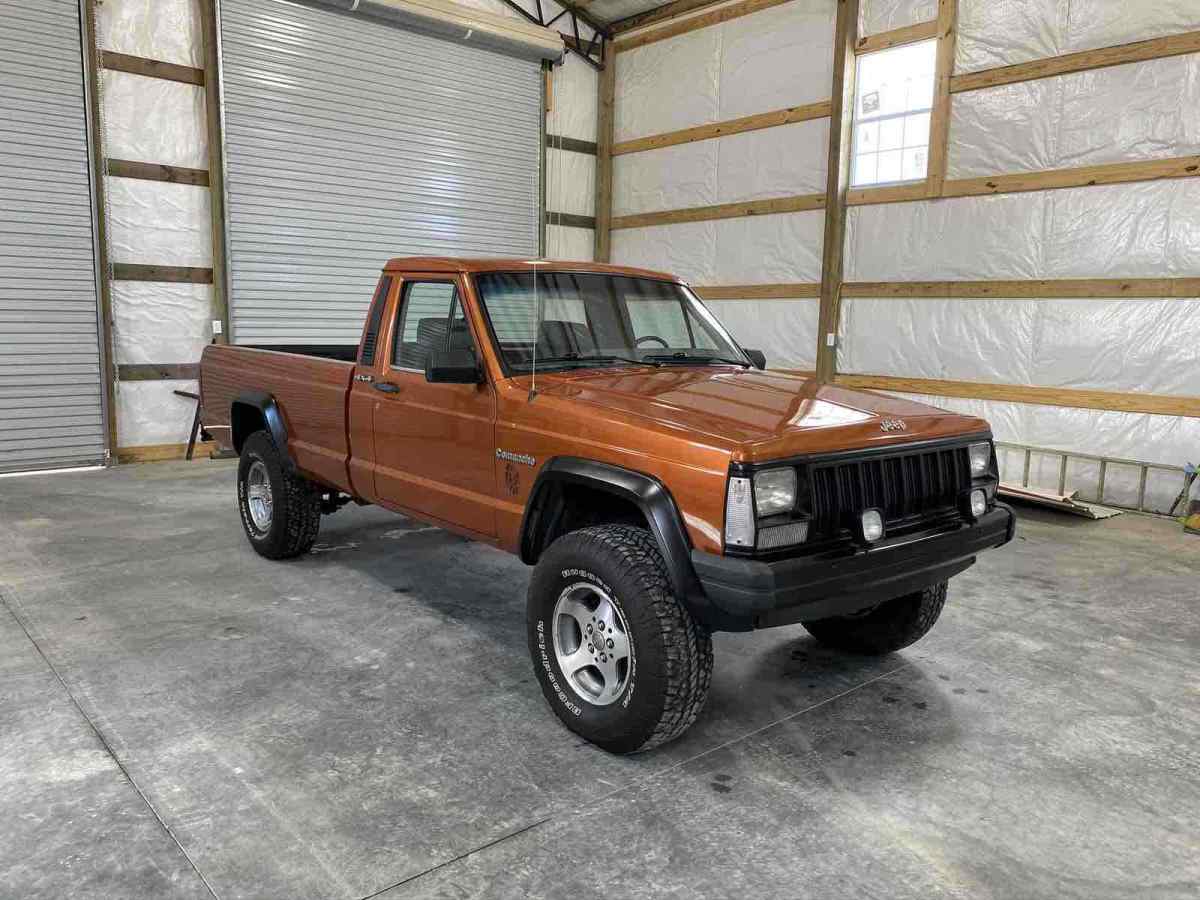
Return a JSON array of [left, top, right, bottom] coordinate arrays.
[[219, 0, 544, 345], [0, 0, 108, 473]]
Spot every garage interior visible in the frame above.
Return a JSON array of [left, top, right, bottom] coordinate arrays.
[[2, 0, 1198, 897]]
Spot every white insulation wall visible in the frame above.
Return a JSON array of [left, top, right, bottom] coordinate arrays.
[[546, 52, 599, 261], [846, 0, 1200, 510], [609, 0, 836, 369], [98, 0, 212, 449]]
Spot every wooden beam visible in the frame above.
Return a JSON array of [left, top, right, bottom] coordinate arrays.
[[846, 181, 929, 205], [198, 0, 229, 345], [925, 0, 957, 197], [855, 20, 937, 54], [841, 278, 1200, 298], [117, 364, 200, 381], [117, 441, 216, 464], [950, 29, 1200, 94], [814, 0, 858, 383], [546, 134, 598, 155], [611, 193, 825, 230], [83, 0, 118, 462], [544, 212, 597, 229], [834, 374, 1200, 418], [594, 39, 616, 261], [615, 0, 794, 52], [692, 283, 820, 300], [112, 264, 214, 284], [99, 51, 204, 86], [942, 155, 1200, 199], [105, 159, 210, 186], [610, 0, 727, 35], [613, 101, 831, 156]]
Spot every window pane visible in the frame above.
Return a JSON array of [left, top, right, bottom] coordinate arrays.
[[901, 146, 928, 181], [853, 153, 877, 185], [850, 39, 936, 187], [394, 282, 457, 369], [876, 149, 903, 183]]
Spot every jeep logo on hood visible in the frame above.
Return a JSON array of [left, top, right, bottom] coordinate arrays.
[[880, 418, 907, 433]]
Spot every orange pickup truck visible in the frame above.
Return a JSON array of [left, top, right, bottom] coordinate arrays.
[[200, 257, 1014, 753]]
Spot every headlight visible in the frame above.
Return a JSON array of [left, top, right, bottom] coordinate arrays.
[[968, 441, 992, 477], [753, 468, 796, 517]]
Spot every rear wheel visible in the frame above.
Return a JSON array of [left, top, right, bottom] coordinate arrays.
[[527, 525, 713, 754], [801, 581, 948, 655], [237, 429, 321, 559]]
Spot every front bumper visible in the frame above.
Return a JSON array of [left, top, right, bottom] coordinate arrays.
[[690, 503, 1015, 630]]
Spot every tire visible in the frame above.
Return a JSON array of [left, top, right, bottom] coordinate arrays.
[[236, 429, 322, 560], [801, 581, 948, 655], [527, 525, 713, 754]]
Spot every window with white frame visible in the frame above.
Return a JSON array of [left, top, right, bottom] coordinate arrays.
[[851, 40, 937, 187]]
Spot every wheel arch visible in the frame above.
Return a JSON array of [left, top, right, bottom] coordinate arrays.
[[230, 390, 292, 469], [519, 458, 702, 604]]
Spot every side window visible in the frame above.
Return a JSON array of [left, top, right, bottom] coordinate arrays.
[[392, 281, 468, 370]]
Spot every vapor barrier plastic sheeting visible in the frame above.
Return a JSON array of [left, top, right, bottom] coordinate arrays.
[[956, 0, 1200, 74], [101, 70, 208, 171], [115, 379, 202, 448], [97, 0, 203, 67], [840, 297, 1200, 398], [949, 52, 1200, 178], [112, 282, 213, 367], [860, 0, 936, 38], [614, 0, 835, 143], [708, 299, 819, 370]]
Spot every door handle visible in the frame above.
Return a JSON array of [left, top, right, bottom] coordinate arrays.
[[373, 381, 401, 394]]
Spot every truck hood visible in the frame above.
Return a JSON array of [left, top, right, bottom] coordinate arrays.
[[533, 367, 989, 463]]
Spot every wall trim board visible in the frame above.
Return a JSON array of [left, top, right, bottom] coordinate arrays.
[[613, 101, 831, 156], [611, 192, 824, 229], [99, 51, 205, 85], [842, 278, 1200, 299], [942, 155, 1200, 199], [847, 154, 1200, 206], [198, 0, 230, 345], [544, 212, 597, 228], [692, 283, 820, 299], [834, 374, 1200, 418], [950, 29, 1200, 93], [547, 134, 598, 154], [925, 0, 957, 197], [814, 0, 858, 382], [105, 159, 210, 186], [855, 20, 936, 53], [615, 0, 794, 52], [116, 441, 215, 463], [594, 39, 616, 261], [117, 364, 201, 381], [111, 264, 215, 284], [610, 0, 729, 35]]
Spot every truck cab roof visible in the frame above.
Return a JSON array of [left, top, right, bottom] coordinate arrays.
[[381, 257, 683, 283]]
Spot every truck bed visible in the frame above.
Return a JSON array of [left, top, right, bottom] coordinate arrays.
[[200, 344, 357, 492]]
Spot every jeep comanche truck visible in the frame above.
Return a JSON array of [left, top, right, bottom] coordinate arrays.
[[200, 257, 1015, 753]]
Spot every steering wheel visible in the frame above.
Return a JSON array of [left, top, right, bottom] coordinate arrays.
[[634, 335, 670, 349]]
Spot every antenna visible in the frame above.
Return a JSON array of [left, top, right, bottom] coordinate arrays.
[[529, 258, 539, 400]]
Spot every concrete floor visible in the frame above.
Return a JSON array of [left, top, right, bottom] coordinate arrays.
[[0, 461, 1197, 899]]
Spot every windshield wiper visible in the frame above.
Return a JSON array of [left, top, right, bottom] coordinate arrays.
[[644, 352, 750, 368], [533, 352, 660, 368]]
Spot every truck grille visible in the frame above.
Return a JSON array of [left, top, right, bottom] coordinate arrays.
[[807, 444, 970, 540]]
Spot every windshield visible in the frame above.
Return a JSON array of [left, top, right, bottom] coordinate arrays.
[[472, 271, 748, 372]]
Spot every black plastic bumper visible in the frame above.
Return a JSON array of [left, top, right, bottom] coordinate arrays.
[[690, 503, 1016, 630]]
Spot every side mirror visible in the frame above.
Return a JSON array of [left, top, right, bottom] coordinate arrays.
[[744, 348, 766, 370], [426, 348, 482, 384]]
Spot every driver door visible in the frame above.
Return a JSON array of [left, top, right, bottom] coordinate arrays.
[[371, 277, 498, 538]]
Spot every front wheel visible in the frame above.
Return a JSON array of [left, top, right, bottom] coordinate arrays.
[[527, 525, 713, 754], [237, 429, 322, 559], [801, 581, 948, 655]]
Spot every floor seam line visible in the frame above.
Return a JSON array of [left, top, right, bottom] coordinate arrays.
[[356, 817, 551, 900], [0, 589, 223, 900]]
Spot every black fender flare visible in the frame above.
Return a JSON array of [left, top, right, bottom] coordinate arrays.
[[231, 390, 293, 469], [520, 458, 712, 616]]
